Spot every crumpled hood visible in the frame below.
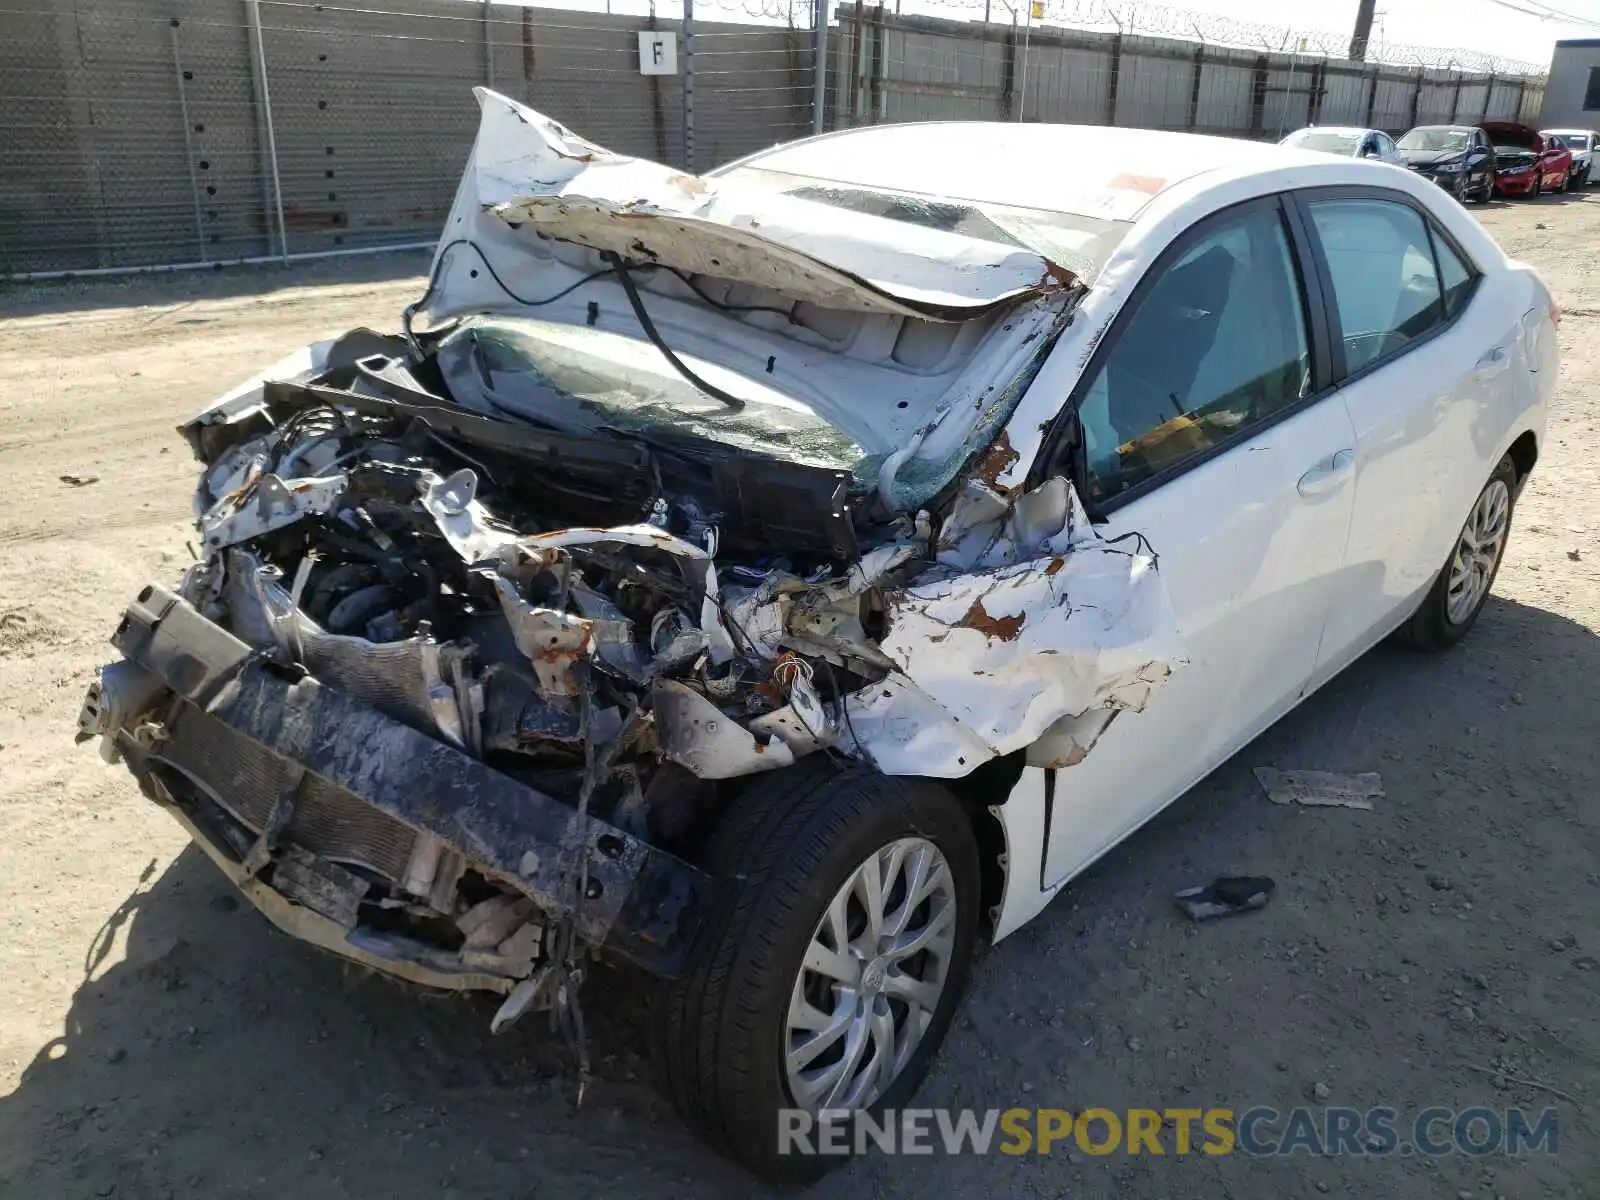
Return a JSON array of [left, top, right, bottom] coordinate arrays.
[[419, 89, 1075, 325]]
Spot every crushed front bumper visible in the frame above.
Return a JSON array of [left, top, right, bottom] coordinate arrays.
[[87, 584, 708, 986]]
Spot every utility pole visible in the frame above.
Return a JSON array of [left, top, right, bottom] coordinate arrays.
[[1348, 0, 1377, 62]]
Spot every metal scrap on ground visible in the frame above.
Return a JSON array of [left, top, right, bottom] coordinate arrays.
[[1174, 876, 1276, 922], [1253, 767, 1384, 810]]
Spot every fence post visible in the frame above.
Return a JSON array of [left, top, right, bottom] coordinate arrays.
[[1249, 53, 1268, 137], [1365, 64, 1379, 127], [811, 0, 828, 134], [1450, 70, 1464, 122], [482, 0, 494, 87], [1104, 31, 1123, 126], [244, 0, 289, 264], [1187, 43, 1205, 130], [169, 19, 207, 264], [1409, 65, 1424, 129], [1483, 72, 1496, 120], [871, 3, 886, 123], [1308, 58, 1326, 125], [647, 8, 668, 160], [851, 0, 869, 124], [682, 0, 696, 170], [1002, 22, 1017, 120]]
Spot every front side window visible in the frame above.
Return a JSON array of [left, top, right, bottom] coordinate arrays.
[[1306, 198, 1445, 375], [1078, 205, 1312, 503]]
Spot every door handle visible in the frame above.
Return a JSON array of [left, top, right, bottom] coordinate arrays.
[[1474, 346, 1510, 378], [1297, 448, 1356, 497]]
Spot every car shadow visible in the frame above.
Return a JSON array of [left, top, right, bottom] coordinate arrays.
[[0, 595, 1594, 1198]]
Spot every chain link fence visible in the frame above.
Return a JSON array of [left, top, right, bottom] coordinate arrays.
[[0, 0, 1545, 276]]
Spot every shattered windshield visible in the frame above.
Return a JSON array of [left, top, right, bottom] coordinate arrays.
[[435, 316, 870, 475]]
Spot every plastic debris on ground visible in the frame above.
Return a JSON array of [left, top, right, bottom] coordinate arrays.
[[1254, 767, 1383, 811]]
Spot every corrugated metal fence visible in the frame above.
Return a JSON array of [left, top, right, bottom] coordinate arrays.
[[0, 0, 1545, 276], [834, 8, 1546, 136]]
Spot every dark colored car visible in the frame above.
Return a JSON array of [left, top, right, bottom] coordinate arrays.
[[1397, 125, 1496, 202], [1483, 121, 1574, 197]]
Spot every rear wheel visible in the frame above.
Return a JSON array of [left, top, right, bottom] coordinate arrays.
[[1395, 456, 1517, 651], [650, 760, 981, 1183]]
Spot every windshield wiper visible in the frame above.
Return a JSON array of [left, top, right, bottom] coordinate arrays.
[[601, 251, 746, 412]]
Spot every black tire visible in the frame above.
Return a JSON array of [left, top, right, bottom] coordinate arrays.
[[1395, 455, 1518, 651], [649, 759, 982, 1184], [1532, 174, 1542, 198]]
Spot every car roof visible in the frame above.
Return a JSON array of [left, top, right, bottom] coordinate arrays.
[[720, 121, 1343, 224], [1407, 124, 1477, 132]]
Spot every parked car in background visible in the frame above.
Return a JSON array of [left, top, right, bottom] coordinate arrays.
[[1396, 125, 1496, 202], [77, 101, 1556, 1183], [1280, 125, 1406, 165], [1484, 120, 1573, 196], [1541, 129, 1597, 186]]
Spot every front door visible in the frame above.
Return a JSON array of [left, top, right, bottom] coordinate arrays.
[[1038, 196, 1359, 887]]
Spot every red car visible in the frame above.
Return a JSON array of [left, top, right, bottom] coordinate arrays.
[[1484, 120, 1573, 197]]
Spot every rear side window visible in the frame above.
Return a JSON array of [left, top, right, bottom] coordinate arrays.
[[1306, 198, 1446, 374], [1434, 234, 1477, 318], [1078, 204, 1311, 502]]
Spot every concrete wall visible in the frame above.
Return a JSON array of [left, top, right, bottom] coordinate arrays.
[[1540, 40, 1600, 130]]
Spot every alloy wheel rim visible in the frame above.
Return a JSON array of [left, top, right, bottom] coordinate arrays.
[[1445, 478, 1510, 625], [783, 837, 957, 1113]]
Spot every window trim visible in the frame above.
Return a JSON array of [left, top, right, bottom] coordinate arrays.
[[1027, 193, 1334, 513], [1286, 184, 1483, 388]]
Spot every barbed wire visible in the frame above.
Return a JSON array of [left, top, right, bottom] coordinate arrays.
[[692, 0, 1547, 74]]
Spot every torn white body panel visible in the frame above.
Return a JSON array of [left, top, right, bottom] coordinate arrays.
[[841, 534, 1184, 778]]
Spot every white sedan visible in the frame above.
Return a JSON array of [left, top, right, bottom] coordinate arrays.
[[82, 100, 1555, 1183], [1281, 124, 1407, 165]]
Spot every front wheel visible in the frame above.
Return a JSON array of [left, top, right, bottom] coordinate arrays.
[[650, 761, 981, 1183], [1396, 456, 1517, 650]]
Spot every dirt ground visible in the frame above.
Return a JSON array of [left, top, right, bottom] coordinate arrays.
[[1, 193, 1597, 1200]]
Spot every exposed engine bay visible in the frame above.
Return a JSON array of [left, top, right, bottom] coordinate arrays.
[[78, 92, 1187, 1043]]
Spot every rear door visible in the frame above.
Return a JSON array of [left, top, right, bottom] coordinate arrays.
[[1032, 196, 1359, 887], [1294, 187, 1516, 681]]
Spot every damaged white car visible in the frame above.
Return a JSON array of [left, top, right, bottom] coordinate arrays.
[[80, 93, 1552, 1181]]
